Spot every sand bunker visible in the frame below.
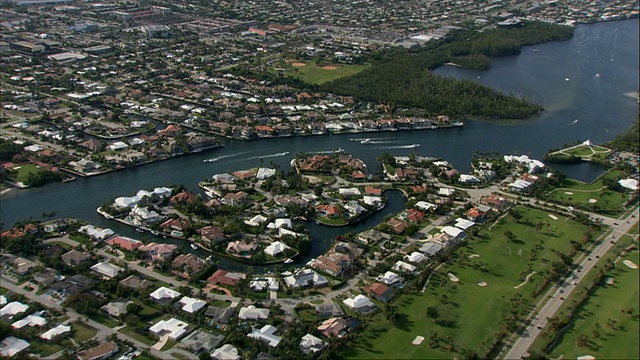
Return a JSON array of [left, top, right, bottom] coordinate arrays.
[[623, 260, 638, 269], [478, 281, 487, 287], [548, 214, 558, 220], [322, 65, 338, 70], [412, 336, 425, 345], [292, 62, 306, 67], [468, 254, 480, 259], [447, 273, 459, 282], [564, 191, 574, 195], [589, 199, 597, 203]]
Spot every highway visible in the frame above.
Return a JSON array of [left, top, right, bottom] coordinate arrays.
[[504, 207, 639, 359]]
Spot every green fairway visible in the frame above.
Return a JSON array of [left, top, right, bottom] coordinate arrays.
[[345, 206, 596, 359], [546, 249, 639, 359], [545, 170, 629, 214], [279, 61, 368, 84]]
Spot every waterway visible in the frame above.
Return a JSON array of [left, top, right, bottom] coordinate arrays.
[[1, 19, 638, 270]]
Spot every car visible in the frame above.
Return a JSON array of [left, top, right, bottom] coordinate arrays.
[[596, 255, 600, 258], [573, 281, 578, 285], [536, 324, 543, 329], [588, 257, 592, 261], [632, 214, 636, 218], [614, 222, 619, 225], [559, 296, 565, 300], [577, 269, 582, 272], [559, 289, 564, 293]]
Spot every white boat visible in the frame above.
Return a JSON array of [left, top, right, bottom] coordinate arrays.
[[533, 49, 539, 52], [565, 77, 570, 81], [135, 228, 144, 233], [284, 259, 294, 264], [150, 230, 159, 235], [190, 243, 198, 250], [360, 138, 371, 144], [572, 119, 579, 124], [409, 144, 421, 148]]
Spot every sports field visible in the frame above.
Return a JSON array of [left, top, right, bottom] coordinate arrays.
[[546, 249, 639, 359], [344, 206, 595, 359], [279, 60, 368, 84]]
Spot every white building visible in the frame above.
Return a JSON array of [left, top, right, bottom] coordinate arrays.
[[212, 344, 240, 360], [0, 337, 30, 357], [90, 262, 122, 278], [300, 333, 326, 354], [40, 324, 71, 340], [178, 297, 207, 313], [343, 294, 374, 310], [393, 261, 417, 273], [238, 305, 269, 320], [264, 241, 291, 257], [248, 324, 281, 347], [0, 302, 29, 317], [149, 318, 189, 340], [376, 271, 403, 286], [150, 287, 181, 301], [12, 314, 47, 329]]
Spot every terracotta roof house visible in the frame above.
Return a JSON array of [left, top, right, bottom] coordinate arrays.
[[405, 209, 424, 223], [171, 254, 205, 278], [316, 204, 340, 218], [364, 282, 394, 302], [308, 250, 351, 277], [79, 139, 103, 153], [159, 124, 182, 137], [61, 250, 91, 267], [387, 218, 407, 234], [170, 190, 196, 205], [365, 186, 382, 196], [480, 194, 511, 212], [317, 317, 348, 338], [197, 226, 226, 243], [139, 243, 178, 261], [160, 218, 189, 232], [207, 269, 245, 286], [106, 236, 142, 252], [222, 191, 248, 206]]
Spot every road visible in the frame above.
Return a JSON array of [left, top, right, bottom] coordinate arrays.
[[504, 207, 639, 359]]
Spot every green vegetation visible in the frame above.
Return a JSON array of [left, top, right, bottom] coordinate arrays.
[[120, 325, 158, 345], [545, 142, 613, 164], [608, 118, 640, 153], [9, 163, 65, 187], [279, 61, 369, 84], [71, 322, 98, 343], [544, 170, 630, 214], [324, 22, 573, 119], [545, 249, 639, 359], [345, 206, 596, 359]]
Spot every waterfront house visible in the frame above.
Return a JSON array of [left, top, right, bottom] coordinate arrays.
[[387, 218, 407, 234], [365, 186, 382, 196], [107, 236, 142, 252], [308, 250, 351, 277], [284, 268, 328, 288], [197, 225, 226, 243], [316, 204, 340, 218], [160, 218, 189, 232], [171, 254, 205, 278], [356, 229, 391, 245], [222, 191, 249, 206], [226, 241, 258, 257], [264, 241, 291, 257], [139, 243, 178, 261]]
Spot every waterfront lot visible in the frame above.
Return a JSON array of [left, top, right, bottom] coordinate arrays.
[[280, 61, 368, 84], [545, 170, 629, 214], [11, 163, 46, 184], [546, 249, 639, 359], [345, 206, 594, 359]]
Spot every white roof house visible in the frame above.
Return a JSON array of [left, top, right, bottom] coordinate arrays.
[[40, 324, 71, 340], [459, 174, 481, 184], [245, 214, 268, 227], [238, 305, 269, 320], [508, 179, 532, 191], [1, 302, 29, 317], [300, 333, 326, 354], [338, 188, 361, 196], [150, 287, 181, 300], [267, 218, 292, 229], [343, 294, 374, 310], [437, 188, 455, 196], [283, 268, 328, 288], [90, 261, 122, 278], [363, 196, 382, 206], [178, 297, 207, 313], [264, 241, 291, 257], [394, 261, 417, 273], [212, 344, 240, 360], [12, 314, 47, 329], [0, 295, 6, 306], [250, 277, 279, 292], [247, 324, 281, 347], [256, 168, 276, 180], [376, 271, 403, 286], [149, 318, 189, 340], [441, 226, 464, 238], [78, 225, 114, 240], [415, 201, 437, 211], [404, 252, 427, 263], [108, 141, 129, 151], [455, 218, 476, 230], [0, 337, 30, 357], [114, 196, 139, 208]]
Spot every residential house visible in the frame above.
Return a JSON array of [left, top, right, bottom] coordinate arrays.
[[222, 191, 249, 206], [178, 296, 207, 313], [101, 300, 131, 317], [238, 305, 269, 320], [480, 194, 511, 212], [0, 337, 30, 357], [61, 250, 91, 267], [207, 269, 245, 287], [404, 209, 424, 223], [76, 342, 118, 360], [393, 261, 417, 273], [119, 275, 154, 290], [264, 241, 291, 257], [171, 254, 205, 278], [300, 333, 325, 354], [248, 325, 281, 347], [404, 252, 427, 264], [343, 295, 376, 313], [387, 218, 407, 234], [315, 204, 340, 218], [197, 226, 226, 243], [150, 286, 181, 301], [364, 282, 394, 302], [356, 229, 392, 245], [160, 218, 189, 232], [212, 344, 240, 360], [308, 250, 351, 277], [376, 271, 403, 286], [284, 268, 328, 288], [149, 318, 189, 340], [181, 330, 224, 354], [40, 324, 71, 341], [205, 306, 235, 324], [90, 262, 122, 279], [226, 241, 258, 257], [139, 243, 177, 261], [317, 317, 348, 338], [107, 236, 142, 252]]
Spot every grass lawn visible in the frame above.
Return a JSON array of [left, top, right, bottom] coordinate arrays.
[[208, 299, 231, 308], [120, 325, 158, 346], [90, 312, 120, 328], [563, 144, 612, 159], [47, 241, 73, 250], [545, 249, 639, 359], [545, 170, 629, 214], [138, 302, 160, 319], [72, 322, 98, 343], [12, 163, 45, 183], [316, 217, 349, 226], [297, 308, 319, 322], [278, 60, 368, 84], [344, 206, 595, 359]]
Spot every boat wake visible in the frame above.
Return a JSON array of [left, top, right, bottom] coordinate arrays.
[[203, 151, 249, 163], [375, 144, 421, 150], [245, 152, 290, 160]]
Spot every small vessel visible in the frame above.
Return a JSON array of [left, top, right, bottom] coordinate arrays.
[[533, 49, 539, 52], [595, 73, 600, 78], [409, 144, 421, 148], [62, 176, 76, 183], [360, 138, 371, 144], [135, 228, 144, 233], [565, 78, 570, 81], [190, 243, 198, 250], [335, 148, 344, 153], [284, 259, 294, 264], [150, 230, 159, 235], [572, 119, 579, 124]]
